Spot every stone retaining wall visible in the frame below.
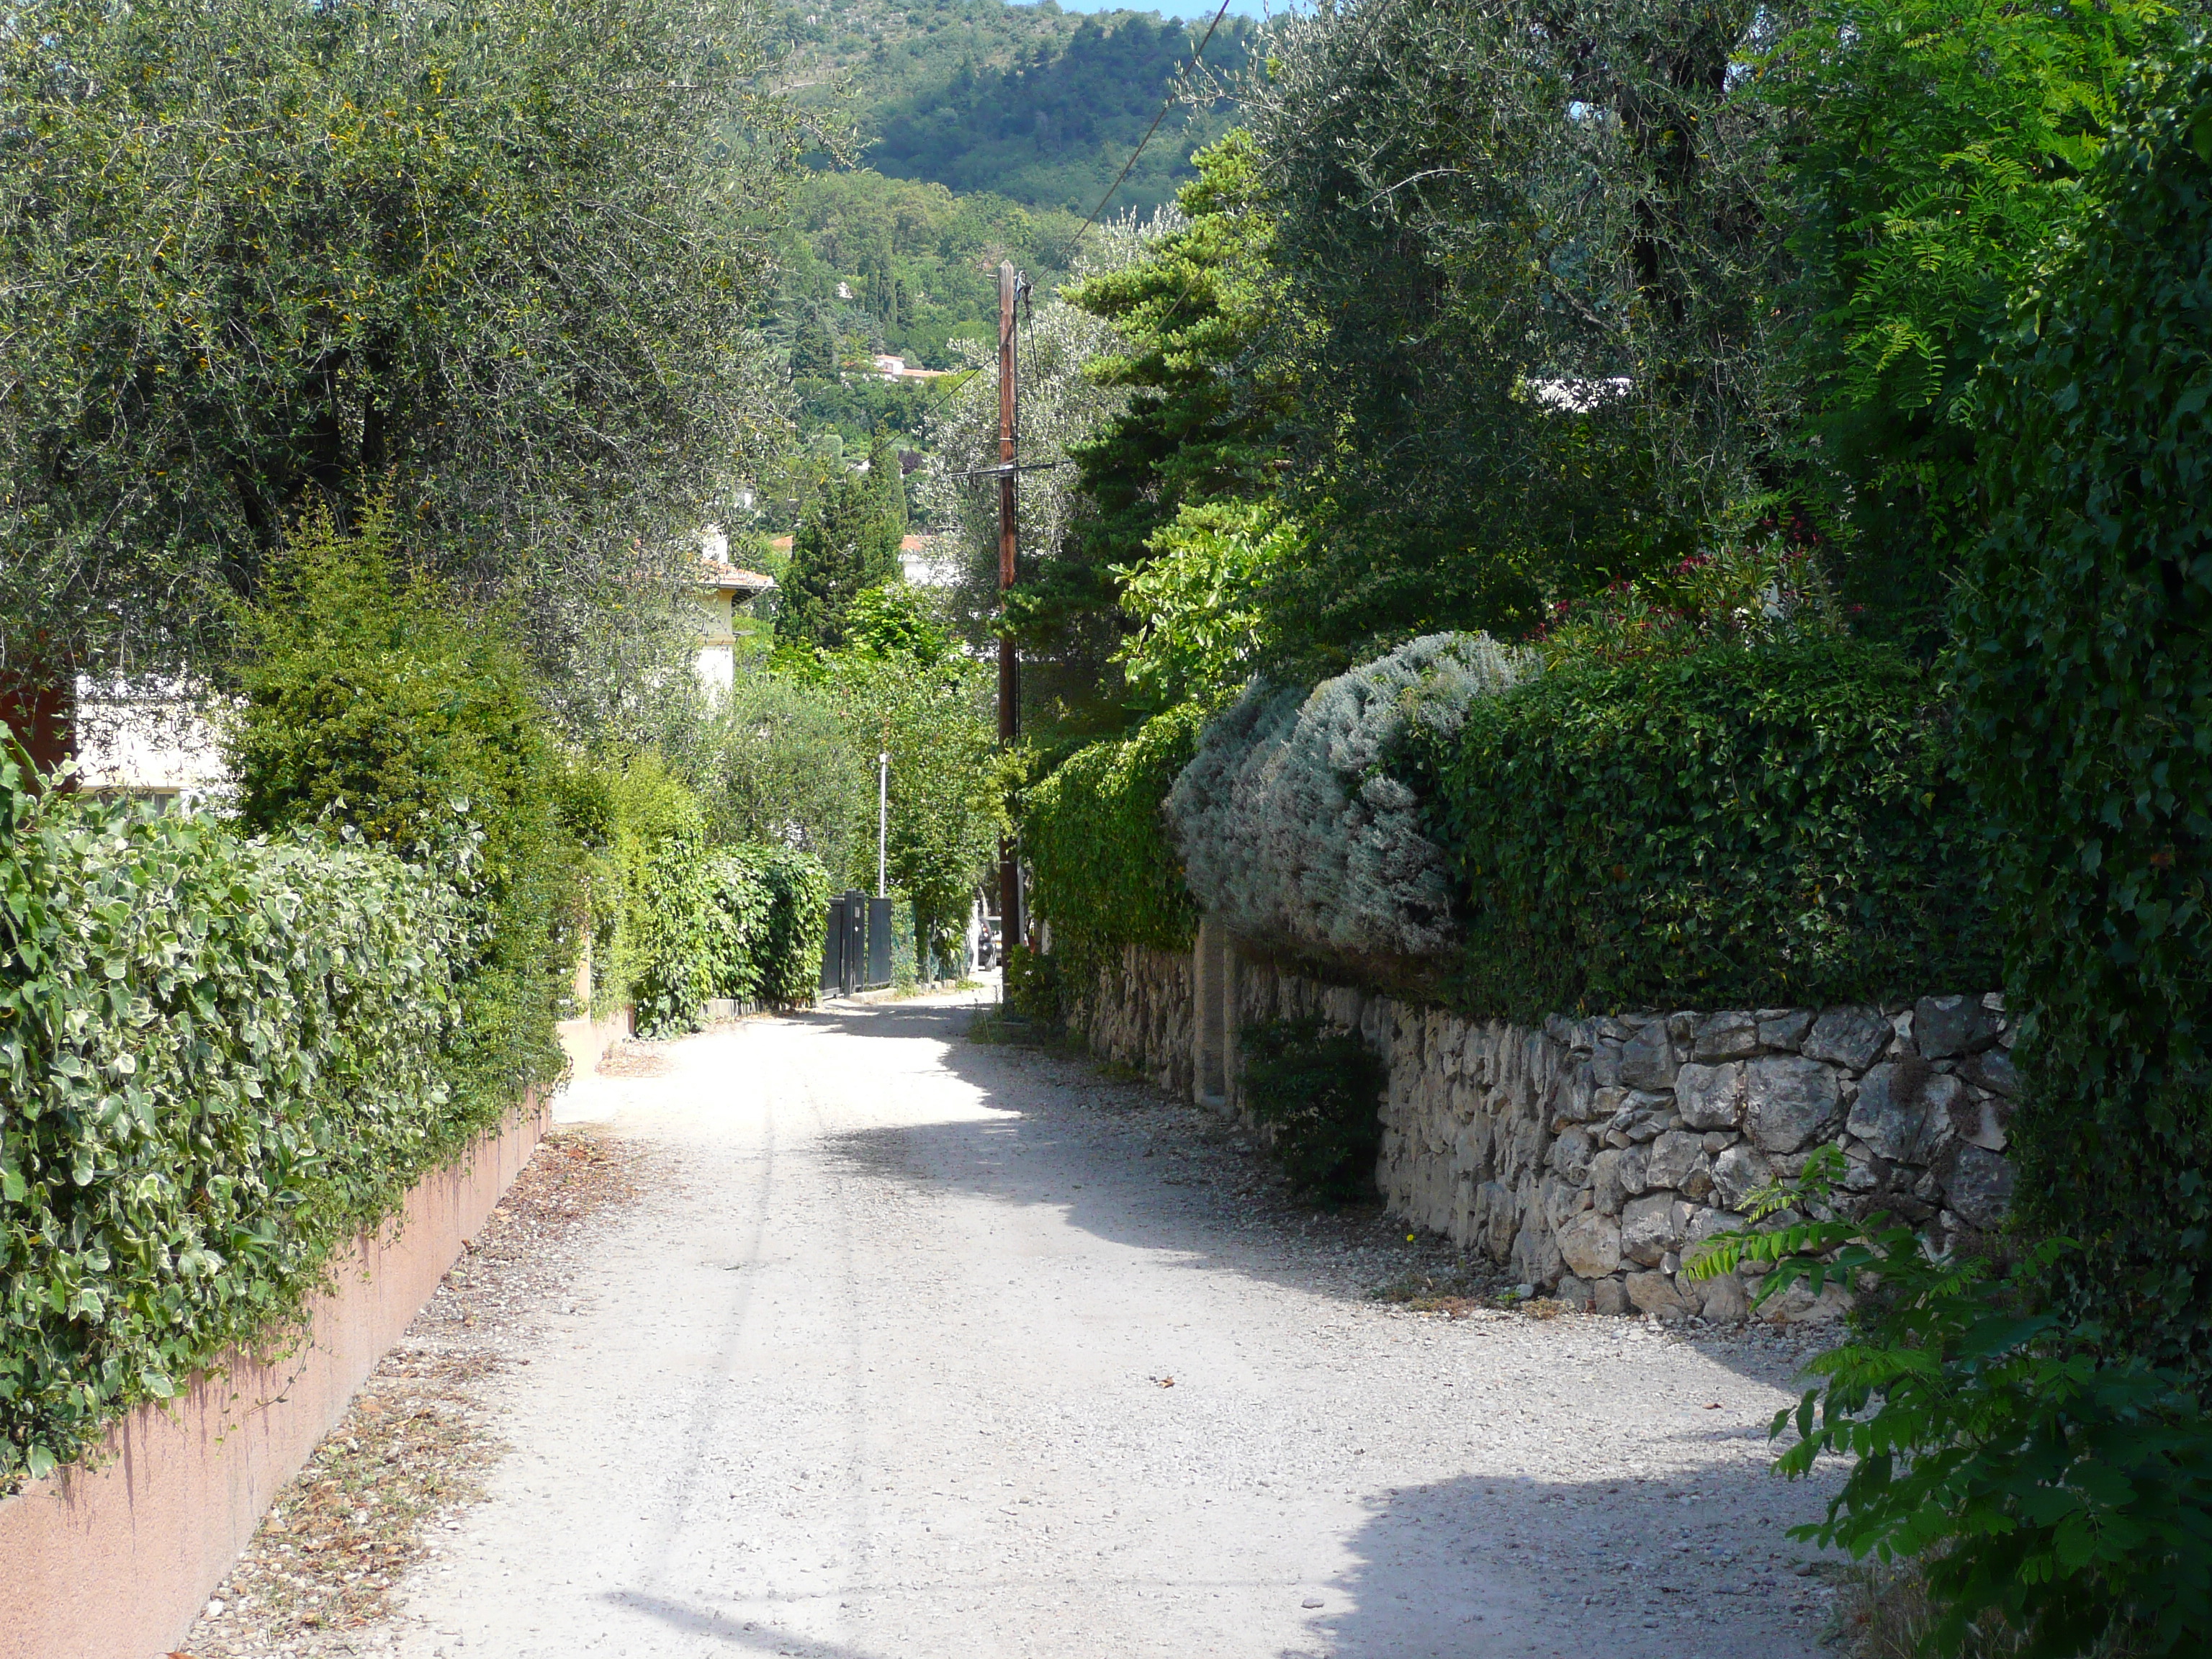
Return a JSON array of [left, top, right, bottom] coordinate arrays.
[[1069, 937, 2016, 1323], [1067, 943, 1197, 1098]]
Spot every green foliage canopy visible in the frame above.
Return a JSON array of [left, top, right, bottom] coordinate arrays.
[[1236, 0, 1794, 665], [0, 0, 804, 714], [1771, 0, 2182, 649], [1956, 50, 2212, 1372]]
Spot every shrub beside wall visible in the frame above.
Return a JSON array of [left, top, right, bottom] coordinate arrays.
[[228, 502, 572, 1115], [1024, 704, 1205, 968], [0, 752, 464, 1489], [1167, 634, 1528, 969], [1414, 640, 1999, 1020]]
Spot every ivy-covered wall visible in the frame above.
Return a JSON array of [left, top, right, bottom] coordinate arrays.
[[0, 755, 472, 1489]]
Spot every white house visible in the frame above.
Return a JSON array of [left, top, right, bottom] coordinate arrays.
[[693, 527, 778, 694]]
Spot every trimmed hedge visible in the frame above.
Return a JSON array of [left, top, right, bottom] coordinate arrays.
[[229, 501, 570, 1115], [1414, 640, 1998, 1019], [1959, 56, 2212, 1371], [1023, 704, 1204, 966], [0, 750, 464, 1488]]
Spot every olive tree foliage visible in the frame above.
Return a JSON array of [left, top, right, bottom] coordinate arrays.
[[698, 671, 871, 879], [1166, 632, 1532, 966], [1232, 0, 1799, 661], [0, 0, 811, 736]]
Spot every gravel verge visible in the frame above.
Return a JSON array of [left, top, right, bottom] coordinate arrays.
[[173, 1130, 642, 1659]]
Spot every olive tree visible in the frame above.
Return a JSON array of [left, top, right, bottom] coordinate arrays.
[[0, 0, 810, 733]]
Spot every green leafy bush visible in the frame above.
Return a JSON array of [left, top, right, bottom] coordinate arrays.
[[0, 747, 465, 1489], [1004, 943, 1069, 1025], [1023, 704, 1204, 973], [733, 843, 832, 1010], [1416, 639, 1997, 1019], [228, 501, 570, 1113], [1957, 53, 2212, 1372], [1689, 1151, 2212, 1659], [1239, 1017, 1387, 1204]]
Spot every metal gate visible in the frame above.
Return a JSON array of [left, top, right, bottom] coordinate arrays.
[[819, 891, 893, 998]]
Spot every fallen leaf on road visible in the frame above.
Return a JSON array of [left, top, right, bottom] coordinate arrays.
[[1704, 1402, 1722, 1409]]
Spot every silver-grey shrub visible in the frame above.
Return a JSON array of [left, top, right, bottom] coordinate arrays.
[[1166, 633, 1531, 961]]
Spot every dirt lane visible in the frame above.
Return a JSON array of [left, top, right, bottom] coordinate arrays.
[[378, 991, 1841, 1659]]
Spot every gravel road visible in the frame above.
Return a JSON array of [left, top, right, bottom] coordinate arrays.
[[379, 989, 1845, 1659]]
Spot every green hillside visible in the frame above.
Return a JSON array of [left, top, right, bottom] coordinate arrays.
[[775, 0, 1255, 216]]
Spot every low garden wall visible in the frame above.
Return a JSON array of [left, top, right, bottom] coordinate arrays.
[[0, 1101, 547, 1659], [1069, 942, 2015, 1322]]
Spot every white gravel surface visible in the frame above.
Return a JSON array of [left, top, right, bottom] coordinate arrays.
[[379, 989, 1845, 1659]]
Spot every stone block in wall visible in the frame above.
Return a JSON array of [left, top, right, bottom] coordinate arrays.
[[1938, 1141, 2015, 1230], [1620, 1192, 1691, 1265], [1624, 1269, 1697, 1321], [1644, 1130, 1711, 1200], [1707, 1142, 1771, 1210], [1557, 1210, 1622, 1278], [1915, 994, 2004, 1059], [1619, 1020, 1681, 1089], [1745, 1056, 1840, 1151], [1691, 1011, 1761, 1061], [1802, 1006, 1891, 1071], [1675, 1061, 1745, 1130], [1847, 1059, 1953, 1164], [1757, 1009, 1815, 1050]]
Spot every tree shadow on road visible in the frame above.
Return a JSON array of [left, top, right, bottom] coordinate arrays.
[[1277, 1463, 1838, 1659], [799, 997, 1826, 1399]]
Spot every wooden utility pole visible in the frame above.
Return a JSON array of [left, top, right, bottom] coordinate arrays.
[[995, 261, 1024, 949]]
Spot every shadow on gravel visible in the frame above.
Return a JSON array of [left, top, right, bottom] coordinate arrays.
[[799, 997, 1827, 1397], [1292, 1466, 1834, 1659], [612, 1589, 890, 1656]]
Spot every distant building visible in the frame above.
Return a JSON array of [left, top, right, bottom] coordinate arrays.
[[694, 528, 778, 693], [73, 682, 228, 812], [868, 354, 956, 383]]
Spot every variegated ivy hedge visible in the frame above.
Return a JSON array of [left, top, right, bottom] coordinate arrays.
[[0, 750, 475, 1491]]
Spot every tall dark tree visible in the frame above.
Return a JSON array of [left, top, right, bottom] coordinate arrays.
[[1045, 132, 1291, 653], [1236, 0, 1795, 665], [774, 435, 906, 649]]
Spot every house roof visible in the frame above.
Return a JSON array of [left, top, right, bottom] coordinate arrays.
[[701, 560, 778, 595]]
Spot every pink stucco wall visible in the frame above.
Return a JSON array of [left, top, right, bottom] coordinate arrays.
[[0, 1100, 548, 1659]]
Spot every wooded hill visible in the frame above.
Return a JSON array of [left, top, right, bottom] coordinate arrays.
[[774, 0, 1255, 215]]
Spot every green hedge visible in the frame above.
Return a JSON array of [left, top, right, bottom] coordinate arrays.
[[601, 756, 832, 1037], [228, 501, 570, 1115], [0, 751, 465, 1488], [1415, 640, 1999, 1019], [1023, 704, 1204, 970], [726, 844, 832, 1011], [1959, 55, 2212, 1371]]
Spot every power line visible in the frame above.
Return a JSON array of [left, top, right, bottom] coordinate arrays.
[[1051, 0, 1238, 272]]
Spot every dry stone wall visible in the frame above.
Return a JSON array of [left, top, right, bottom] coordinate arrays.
[[1067, 943, 1197, 1098], [1069, 938, 2018, 1323]]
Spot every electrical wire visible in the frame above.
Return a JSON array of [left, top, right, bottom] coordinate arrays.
[[1051, 0, 1238, 271]]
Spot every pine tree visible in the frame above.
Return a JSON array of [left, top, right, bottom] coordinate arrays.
[[774, 433, 906, 649]]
